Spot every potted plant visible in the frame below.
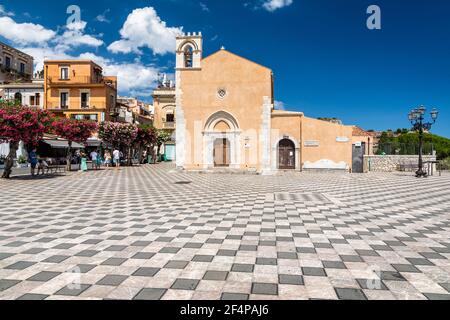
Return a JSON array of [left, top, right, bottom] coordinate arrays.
[[16, 155, 29, 168]]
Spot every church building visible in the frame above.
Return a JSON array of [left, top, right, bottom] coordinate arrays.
[[172, 32, 357, 173]]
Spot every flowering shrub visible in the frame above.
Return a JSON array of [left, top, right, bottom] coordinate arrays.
[[135, 125, 158, 164], [0, 104, 52, 146], [0, 104, 53, 178], [52, 118, 98, 170], [99, 122, 138, 147], [52, 118, 98, 144]]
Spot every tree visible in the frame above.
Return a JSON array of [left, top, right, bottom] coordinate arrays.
[[135, 125, 157, 164], [99, 122, 138, 165], [52, 118, 98, 171], [0, 103, 53, 178], [156, 130, 172, 161]]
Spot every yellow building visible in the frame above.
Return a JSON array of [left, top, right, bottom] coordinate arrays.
[[174, 32, 358, 173], [152, 80, 176, 160], [44, 60, 117, 123]]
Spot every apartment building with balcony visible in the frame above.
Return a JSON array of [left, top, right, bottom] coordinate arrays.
[[44, 60, 117, 123], [0, 42, 34, 84]]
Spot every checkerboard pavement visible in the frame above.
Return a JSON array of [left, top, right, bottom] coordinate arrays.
[[1, 164, 450, 300]]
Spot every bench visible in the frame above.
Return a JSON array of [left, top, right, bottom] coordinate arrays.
[[398, 163, 417, 172], [46, 164, 66, 175]]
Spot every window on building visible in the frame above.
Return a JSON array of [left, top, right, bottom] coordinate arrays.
[[81, 92, 90, 108], [5, 56, 11, 68], [14, 92, 22, 104], [60, 67, 69, 80], [20, 62, 25, 74], [60, 92, 69, 108], [30, 96, 35, 106], [184, 46, 193, 68], [71, 114, 97, 121], [35, 93, 40, 106], [166, 113, 175, 123], [110, 95, 115, 110]]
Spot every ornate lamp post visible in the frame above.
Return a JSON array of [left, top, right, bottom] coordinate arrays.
[[408, 106, 439, 178]]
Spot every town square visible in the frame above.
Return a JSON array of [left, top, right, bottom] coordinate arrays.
[[1, 0, 450, 306], [1, 164, 450, 300]]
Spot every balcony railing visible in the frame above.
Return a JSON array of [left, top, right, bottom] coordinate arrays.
[[163, 121, 176, 129], [46, 102, 107, 110], [48, 76, 115, 86]]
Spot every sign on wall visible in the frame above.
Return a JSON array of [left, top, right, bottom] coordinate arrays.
[[336, 136, 350, 143], [304, 140, 320, 147]]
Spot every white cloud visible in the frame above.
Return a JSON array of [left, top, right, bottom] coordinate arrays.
[[0, 17, 55, 44], [262, 0, 293, 12], [200, 2, 210, 12], [108, 7, 183, 55], [96, 9, 111, 23], [55, 21, 104, 51], [274, 100, 286, 110], [2, 11, 162, 98], [0, 5, 14, 17]]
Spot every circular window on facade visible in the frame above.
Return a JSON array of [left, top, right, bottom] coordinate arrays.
[[217, 88, 227, 99]]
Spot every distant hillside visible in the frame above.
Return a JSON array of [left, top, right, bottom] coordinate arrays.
[[379, 131, 450, 159]]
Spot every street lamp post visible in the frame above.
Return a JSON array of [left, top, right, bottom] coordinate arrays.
[[408, 106, 439, 178]]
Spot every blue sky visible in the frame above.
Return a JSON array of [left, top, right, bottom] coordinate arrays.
[[0, 0, 449, 137]]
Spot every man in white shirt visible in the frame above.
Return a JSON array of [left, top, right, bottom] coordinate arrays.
[[113, 149, 121, 168], [90, 150, 99, 170]]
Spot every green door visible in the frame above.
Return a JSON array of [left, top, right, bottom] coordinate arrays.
[[165, 144, 176, 161]]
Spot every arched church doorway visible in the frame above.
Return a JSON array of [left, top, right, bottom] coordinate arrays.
[[204, 111, 240, 169], [214, 138, 230, 167], [278, 139, 295, 169]]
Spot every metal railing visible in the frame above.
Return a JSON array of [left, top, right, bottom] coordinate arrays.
[[374, 142, 435, 156], [162, 121, 176, 129], [47, 76, 117, 90]]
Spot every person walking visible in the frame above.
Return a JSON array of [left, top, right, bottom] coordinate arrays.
[[104, 150, 112, 168], [80, 151, 88, 172], [113, 149, 121, 169], [29, 149, 38, 176], [90, 150, 99, 170]]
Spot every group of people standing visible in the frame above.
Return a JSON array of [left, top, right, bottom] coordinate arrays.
[[27, 148, 124, 176], [76, 149, 123, 172]]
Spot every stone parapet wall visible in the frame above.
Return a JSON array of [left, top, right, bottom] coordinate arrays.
[[364, 155, 436, 172]]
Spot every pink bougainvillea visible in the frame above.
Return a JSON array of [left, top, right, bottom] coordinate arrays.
[[52, 118, 98, 171], [98, 122, 138, 147], [52, 118, 98, 144], [0, 104, 53, 178], [0, 104, 53, 146]]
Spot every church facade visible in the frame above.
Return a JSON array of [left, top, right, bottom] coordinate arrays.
[[173, 32, 356, 173]]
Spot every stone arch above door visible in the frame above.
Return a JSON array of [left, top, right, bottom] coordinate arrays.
[[271, 135, 301, 171], [203, 111, 241, 169], [204, 111, 240, 133], [214, 121, 231, 132]]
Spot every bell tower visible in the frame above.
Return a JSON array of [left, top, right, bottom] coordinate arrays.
[[176, 32, 202, 69]]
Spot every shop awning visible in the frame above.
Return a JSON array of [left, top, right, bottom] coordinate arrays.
[[43, 140, 84, 149], [84, 139, 102, 147]]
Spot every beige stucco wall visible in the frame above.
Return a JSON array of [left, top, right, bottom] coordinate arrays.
[[301, 117, 353, 169], [179, 50, 273, 170], [352, 135, 374, 155]]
